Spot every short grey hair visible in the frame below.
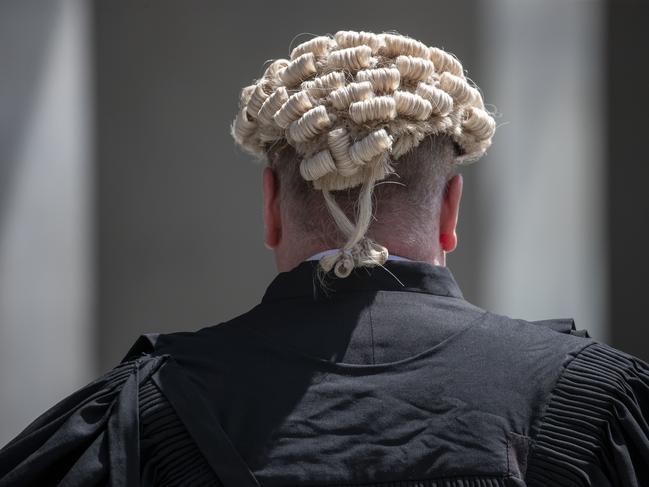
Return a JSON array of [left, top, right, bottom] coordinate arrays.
[[266, 133, 459, 254]]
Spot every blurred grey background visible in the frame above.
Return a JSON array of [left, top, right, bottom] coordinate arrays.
[[1, 0, 647, 444]]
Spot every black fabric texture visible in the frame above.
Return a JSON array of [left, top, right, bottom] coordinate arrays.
[[0, 355, 166, 486], [1, 259, 648, 487], [139, 378, 219, 486]]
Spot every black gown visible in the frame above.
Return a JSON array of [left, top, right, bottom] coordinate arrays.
[[1, 259, 648, 486]]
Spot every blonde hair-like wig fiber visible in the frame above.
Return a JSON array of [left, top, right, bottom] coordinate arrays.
[[231, 30, 496, 278]]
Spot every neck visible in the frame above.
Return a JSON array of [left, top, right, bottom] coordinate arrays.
[[274, 240, 445, 272]]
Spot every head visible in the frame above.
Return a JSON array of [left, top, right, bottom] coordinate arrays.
[[231, 30, 495, 278]]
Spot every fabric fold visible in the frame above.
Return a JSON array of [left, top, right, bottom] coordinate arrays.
[[150, 357, 261, 487], [0, 354, 167, 487], [526, 342, 649, 486], [139, 378, 219, 486]]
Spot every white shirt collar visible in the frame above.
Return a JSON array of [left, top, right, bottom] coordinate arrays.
[[305, 248, 412, 262]]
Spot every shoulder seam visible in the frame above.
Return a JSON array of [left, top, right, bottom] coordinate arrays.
[[524, 340, 642, 485], [528, 340, 600, 448]]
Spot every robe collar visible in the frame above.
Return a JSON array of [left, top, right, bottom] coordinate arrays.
[[304, 248, 413, 262], [261, 258, 465, 302]]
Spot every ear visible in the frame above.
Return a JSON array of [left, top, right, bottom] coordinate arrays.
[[262, 166, 282, 249], [438, 173, 463, 253]]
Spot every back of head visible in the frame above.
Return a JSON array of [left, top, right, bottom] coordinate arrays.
[[231, 30, 496, 278]]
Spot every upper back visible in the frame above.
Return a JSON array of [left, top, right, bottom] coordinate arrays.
[[148, 262, 596, 485]]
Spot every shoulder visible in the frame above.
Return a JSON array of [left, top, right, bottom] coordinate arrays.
[[0, 331, 225, 487], [524, 339, 649, 485], [121, 306, 263, 366], [467, 310, 597, 370], [478, 309, 594, 341], [0, 350, 168, 486], [451, 311, 649, 484], [438, 310, 598, 425]]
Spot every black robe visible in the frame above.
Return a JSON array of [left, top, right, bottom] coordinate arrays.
[[1, 259, 648, 486]]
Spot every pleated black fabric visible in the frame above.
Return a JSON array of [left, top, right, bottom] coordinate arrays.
[[139, 379, 220, 486], [1, 259, 648, 487], [296, 478, 509, 486], [526, 342, 649, 486], [0, 355, 166, 486]]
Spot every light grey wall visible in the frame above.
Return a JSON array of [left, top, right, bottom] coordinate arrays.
[[476, 0, 608, 341], [0, 0, 94, 444]]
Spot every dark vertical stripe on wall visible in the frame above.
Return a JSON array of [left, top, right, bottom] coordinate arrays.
[[607, 1, 649, 361]]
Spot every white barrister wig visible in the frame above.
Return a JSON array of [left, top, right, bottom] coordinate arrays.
[[231, 30, 496, 278]]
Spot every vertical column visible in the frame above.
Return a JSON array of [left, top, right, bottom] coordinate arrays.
[[0, 0, 94, 444], [477, 0, 607, 341], [607, 2, 649, 360]]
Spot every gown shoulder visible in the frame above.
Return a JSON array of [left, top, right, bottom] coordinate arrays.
[[0, 331, 228, 487], [0, 336, 167, 487], [525, 340, 649, 486]]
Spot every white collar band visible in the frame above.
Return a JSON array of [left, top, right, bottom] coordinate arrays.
[[305, 248, 411, 262]]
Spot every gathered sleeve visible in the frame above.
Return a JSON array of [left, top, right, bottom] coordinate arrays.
[[0, 353, 167, 487], [526, 341, 649, 486]]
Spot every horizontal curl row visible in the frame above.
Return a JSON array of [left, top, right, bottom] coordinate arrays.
[[429, 47, 464, 78], [349, 96, 397, 124], [415, 82, 454, 116], [248, 80, 464, 140], [242, 80, 478, 150], [256, 86, 289, 126], [264, 59, 290, 85], [395, 55, 435, 82], [287, 105, 334, 143], [356, 67, 401, 94], [301, 71, 346, 99], [334, 30, 384, 54], [329, 81, 374, 110], [273, 91, 313, 129], [349, 128, 393, 166], [232, 30, 496, 180], [439, 72, 480, 106], [300, 149, 336, 181], [327, 45, 374, 72], [278, 52, 317, 88], [267, 33, 468, 101], [246, 84, 272, 121], [290, 36, 336, 60], [394, 91, 432, 120], [288, 32, 464, 83], [346, 90, 444, 123], [462, 106, 496, 140], [231, 107, 256, 146], [299, 128, 393, 183], [380, 33, 430, 59]]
